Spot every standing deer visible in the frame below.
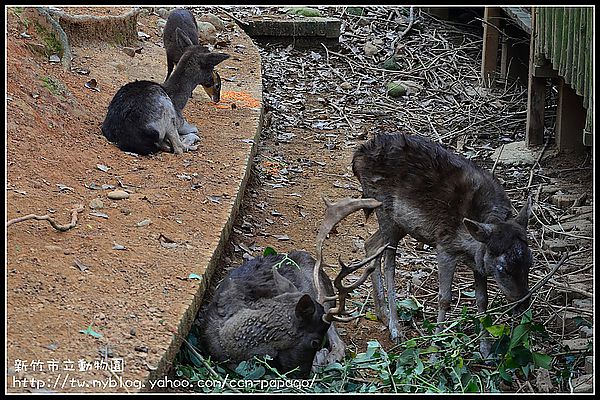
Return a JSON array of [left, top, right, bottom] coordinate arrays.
[[163, 8, 223, 102], [350, 133, 533, 356], [197, 198, 387, 377]]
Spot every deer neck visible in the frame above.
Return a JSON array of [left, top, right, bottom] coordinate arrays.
[[162, 70, 197, 112]]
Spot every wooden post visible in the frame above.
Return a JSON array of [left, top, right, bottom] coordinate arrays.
[[555, 77, 587, 153], [481, 7, 503, 87], [526, 8, 546, 146]]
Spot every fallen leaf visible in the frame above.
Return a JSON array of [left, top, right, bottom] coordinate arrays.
[[274, 234, 289, 241], [96, 164, 110, 172], [112, 243, 126, 250], [90, 212, 109, 219], [85, 79, 100, 92], [74, 259, 89, 272], [188, 273, 202, 280], [79, 325, 102, 338]]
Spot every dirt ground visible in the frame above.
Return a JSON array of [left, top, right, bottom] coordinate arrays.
[[5, 6, 593, 394], [6, 6, 261, 393]]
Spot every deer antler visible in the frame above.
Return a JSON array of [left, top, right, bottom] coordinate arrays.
[[313, 196, 385, 322], [322, 242, 389, 323]]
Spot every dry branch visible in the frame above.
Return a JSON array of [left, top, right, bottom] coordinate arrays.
[[6, 205, 84, 232]]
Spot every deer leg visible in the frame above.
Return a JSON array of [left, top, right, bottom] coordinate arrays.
[[474, 270, 492, 357], [365, 230, 388, 324], [435, 248, 457, 332], [165, 126, 196, 154], [179, 119, 199, 136]]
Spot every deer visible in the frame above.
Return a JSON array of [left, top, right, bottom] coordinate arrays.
[[197, 197, 387, 377], [347, 132, 533, 357], [163, 8, 223, 102], [101, 42, 229, 155]]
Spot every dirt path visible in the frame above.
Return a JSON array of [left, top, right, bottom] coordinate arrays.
[[6, 7, 262, 392]]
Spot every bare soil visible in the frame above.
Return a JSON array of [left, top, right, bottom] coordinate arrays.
[[6, 7, 261, 393]]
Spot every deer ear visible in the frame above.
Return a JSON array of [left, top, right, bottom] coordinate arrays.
[[515, 197, 532, 229], [295, 294, 316, 321], [202, 52, 230, 68], [272, 265, 298, 294], [463, 218, 494, 243], [175, 27, 194, 48]]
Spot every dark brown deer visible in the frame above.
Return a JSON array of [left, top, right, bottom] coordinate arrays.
[[163, 8, 223, 102], [197, 198, 386, 377], [350, 133, 533, 356]]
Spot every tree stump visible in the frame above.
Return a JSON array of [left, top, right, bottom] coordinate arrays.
[[47, 7, 141, 47]]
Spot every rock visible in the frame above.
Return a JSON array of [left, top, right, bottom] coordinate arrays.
[[493, 141, 537, 166], [199, 13, 225, 31], [89, 198, 104, 210], [197, 21, 217, 44], [340, 81, 353, 90], [107, 190, 130, 200], [49, 54, 61, 63], [550, 194, 584, 209], [136, 219, 152, 227], [571, 374, 592, 393], [45, 245, 63, 252], [363, 41, 379, 56], [156, 8, 170, 19], [562, 338, 592, 351], [387, 81, 407, 97]]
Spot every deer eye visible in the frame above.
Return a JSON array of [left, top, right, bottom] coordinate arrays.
[[311, 339, 321, 350]]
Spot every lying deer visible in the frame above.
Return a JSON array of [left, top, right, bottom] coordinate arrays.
[[197, 198, 386, 377], [101, 42, 229, 155], [163, 8, 223, 102], [350, 133, 533, 356]]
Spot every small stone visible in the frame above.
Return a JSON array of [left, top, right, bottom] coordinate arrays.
[[199, 13, 225, 31], [49, 54, 60, 63], [136, 219, 152, 227], [197, 21, 217, 44], [363, 41, 379, 56], [89, 198, 104, 209], [44, 245, 63, 252], [122, 47, 136, 57], [130, 328, 137, 336], [107, 190, 130, 200], [156, 8, 170, 19], [340, 81, 353, 90], [550, 194, 582, 209]]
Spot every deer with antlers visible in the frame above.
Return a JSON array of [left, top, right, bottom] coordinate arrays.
[[197, 197, 387, 376]]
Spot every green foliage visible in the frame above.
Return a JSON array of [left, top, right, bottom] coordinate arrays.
[[492, 310, 554, 383], [41, 76, 66, 97], [34, 21, 62, 55], [175, 307, 556, 393]]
